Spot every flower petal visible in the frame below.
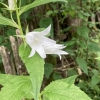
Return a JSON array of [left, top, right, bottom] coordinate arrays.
[[40, 24, 51, 36], [26, 25, 51, 36], [25, 33, 35, 44], [45, 49, 68, 60], [45, 49, 68, 55], [43, 44, 66, 51], [35, 44, 46, 58], [28, 48, 35, 58], [54, 50, 68, 55], [58, 55, 62, 60], [37, 35, 56, 44]]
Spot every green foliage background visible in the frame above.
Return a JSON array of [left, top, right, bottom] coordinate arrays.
[[0, 0, 100, 100]]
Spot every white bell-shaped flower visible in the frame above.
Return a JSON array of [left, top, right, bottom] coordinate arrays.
[[25, 25, 68, 59]]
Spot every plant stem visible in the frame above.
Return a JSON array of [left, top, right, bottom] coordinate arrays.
[[14, 0, 26, 45], [10, 11, 18, 26], [14, 0, 23, 35]]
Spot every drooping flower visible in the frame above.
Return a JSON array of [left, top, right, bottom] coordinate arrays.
[[8, 0, 17, 10], [25, 25, 68, 59]]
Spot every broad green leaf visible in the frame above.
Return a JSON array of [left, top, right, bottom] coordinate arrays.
[[24, 86, 34, 99], [0, 76, 32, 100], [76, 57, 88, 75], [52, 75, 77, 86], [19, 44, 44, 100], [0, 74, 16, 86], [46, 10, 54, 15], [44, 63, 54, 79], [24, 90, 34, 99], [83, 12, 90, 17], [53, 72, 63, 80], [68, 69, 78, 76], [19, 0, 67, 15], [66, 38, 76, 46], [79, 40, 87, 49], [60, 75, 77, 85], [0, 16, 19, 28], [42, 81, 92, 100], [77, 26, 89, 39], [92, 69, 98, 76], [78, 12, 84, 19], [88, 41, 100, 52], [6, 29, 16, 36], [91, 75, 100, 86], [77, 81, 86, 89]]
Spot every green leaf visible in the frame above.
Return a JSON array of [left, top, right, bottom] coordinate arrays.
[[19, 0, 67, 15], [42, 81, 92, 100], [0, 36, 5, 43], [0, 15, 19, 28], [0, 74, 16, 86], [53, 72, 63, 80], [66, 38, 76, 46], [78, 12, 84, 19], [92, 69, 98, 76], [91, 75, 100, 86], [61, 75, 77, 85], [6, 29, 16, 36], [77, 26, 89, 39], [24, 90, 34, 99], [0, 76, 32, 100], [77, 81, 86, 89], [88, 41, 100, 52], [19, 44, 44, 100], [46, 10, 53, 15], [79, 40, 87, 49], [44, 63, 54, 79], [68, 69, 78, 76], [76, 57, 88, 75]]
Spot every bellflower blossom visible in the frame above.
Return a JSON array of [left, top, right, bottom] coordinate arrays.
[[8, 0, 17, 10], [25, 25, 68, 59]]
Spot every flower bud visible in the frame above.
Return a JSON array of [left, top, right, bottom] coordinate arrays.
[[8, 0, 17, 10]]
